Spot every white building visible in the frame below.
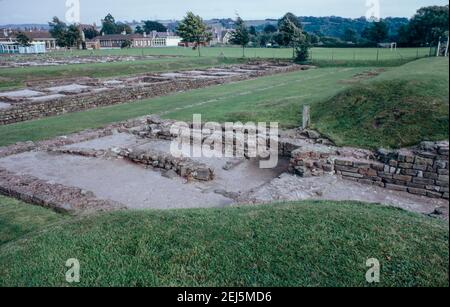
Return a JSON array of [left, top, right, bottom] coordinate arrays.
[[0, 41, 46, 54]]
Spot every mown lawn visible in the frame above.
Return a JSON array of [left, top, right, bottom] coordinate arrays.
[[312, 57, 449, 149], [0, 58, 447, 150], [1, 46, 430, 60], [0, 195, 447, 287], [0, 65, 368, 146], [0, 57, 245, 90]]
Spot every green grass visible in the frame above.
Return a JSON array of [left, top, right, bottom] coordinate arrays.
[[0, 195, 68, 245], [0, 57, 245, 90], [3, 46, 430, 60], [0, 47, 430, 90], [0, 196, 447, 287], [312, 57, 449, 149], [0, 58, 447, 149], [0, 65, 369, 147]]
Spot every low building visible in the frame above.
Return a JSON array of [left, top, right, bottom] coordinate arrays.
[[0, 29, 57, 50], [93, 32, 182, 49], [0, 41, 46, 54]]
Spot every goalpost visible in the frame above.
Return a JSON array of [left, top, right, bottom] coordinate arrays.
[[390, 42, 397, 51]]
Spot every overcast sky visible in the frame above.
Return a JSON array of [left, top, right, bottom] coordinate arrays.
[[0, 0, 448, 25]]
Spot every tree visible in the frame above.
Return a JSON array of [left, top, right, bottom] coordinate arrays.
[[83, 28, 99, 40], [407, 5, 449, 45], [230, 16, 250, 57], [176, 12, 212, 56], [65, 25, 82, 48], [49, 17, 68, 47], [16, 32, 32, 46], [263, 24, 277, 33], [249, 26, 257, 36], [362, 20, 389, 45], [101, 13, 118, 35], [121, 40, 132, 48], [134, 25, 144, 35], [117, 23, 132, 34], [342, 28, 357, 43], [278, 13, 306, 58], [143, 20, 167, 34]]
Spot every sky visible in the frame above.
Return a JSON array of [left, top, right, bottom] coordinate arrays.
[[0, 0, 448, 25]]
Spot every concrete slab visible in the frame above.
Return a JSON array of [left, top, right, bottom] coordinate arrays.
[[245, 173, 448, 215], [0, 102, 11, 109], [28, 94, 66, 102], [46, 84, 91, 94], [0, 89, 45, 98], [0, 151, 232, 210]]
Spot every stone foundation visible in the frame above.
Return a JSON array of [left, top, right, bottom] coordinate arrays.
[[0, 167, 125, 214], [118, 148, 214, 181], [0, 63, 305, 125], [289, 139, 449, 200]]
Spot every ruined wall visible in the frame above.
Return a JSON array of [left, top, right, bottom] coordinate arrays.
[[119, 148, 214, 181], [289, 141, 449, 199], [0, 167, 125, 214], [0, 64, 303, 126]]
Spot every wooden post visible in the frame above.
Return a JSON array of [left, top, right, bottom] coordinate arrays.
[[302, 105, 310, 130]]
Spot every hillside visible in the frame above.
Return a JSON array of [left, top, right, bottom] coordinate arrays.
[[312, 57, 449, 149], [0, 195, 448, 287]]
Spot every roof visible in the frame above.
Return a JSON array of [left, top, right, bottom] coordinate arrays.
[[94, 34, 147, 40], [0, 30, 54, 40]]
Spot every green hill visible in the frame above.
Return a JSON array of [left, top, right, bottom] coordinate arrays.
[[312, 57, 449, 149]]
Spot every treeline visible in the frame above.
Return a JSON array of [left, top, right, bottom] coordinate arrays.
[[241, 5, 448, 47]]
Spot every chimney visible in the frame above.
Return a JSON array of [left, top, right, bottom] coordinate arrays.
[[102, 32, 105, 36], [143, 32, 147, 38], [121, 30, 126, 35], [3, 29, 7, 37]]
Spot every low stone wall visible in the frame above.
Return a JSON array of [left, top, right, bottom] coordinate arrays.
[[119, 148, 214, 181], [0, 167, 125, 214], [289, 140, 449, 200], [0, 64, 303, 126]]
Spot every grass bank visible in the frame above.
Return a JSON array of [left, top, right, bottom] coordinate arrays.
[[312, 57, 449, 149], [0, 195, 447, 287]]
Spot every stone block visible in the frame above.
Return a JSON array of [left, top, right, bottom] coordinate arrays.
[[385, 184, 408, 192]]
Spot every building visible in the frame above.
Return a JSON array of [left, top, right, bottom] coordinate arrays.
[[92, 31, 182, 49], [0, 29, 57, 50], [0, 41, 46, 54]]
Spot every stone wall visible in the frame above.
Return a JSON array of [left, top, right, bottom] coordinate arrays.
[[289, 140, 449, 200], [0, 167, 125, 214], [0, 64, 303, 126], [119, 148, 214, 181]]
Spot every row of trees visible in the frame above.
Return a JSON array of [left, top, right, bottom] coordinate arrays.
[[233, 5, 448, 47], [176, 12, 310, 62], [49, 17, 83, 48]]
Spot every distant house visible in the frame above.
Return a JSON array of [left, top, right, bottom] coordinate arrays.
[[0, 29, 57, 50], [92, 31, 181, 49]]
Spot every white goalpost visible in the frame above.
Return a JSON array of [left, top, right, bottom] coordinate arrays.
[[390, 42, 397, 51]]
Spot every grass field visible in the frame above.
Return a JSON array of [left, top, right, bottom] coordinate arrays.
[[0, 47, 430, 90], [0, 57, 245, 90], [0, 57, 447, 149], [0, 65, 369, 146], [0, 195, 447, 287], [2, 46, 431, 60]]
